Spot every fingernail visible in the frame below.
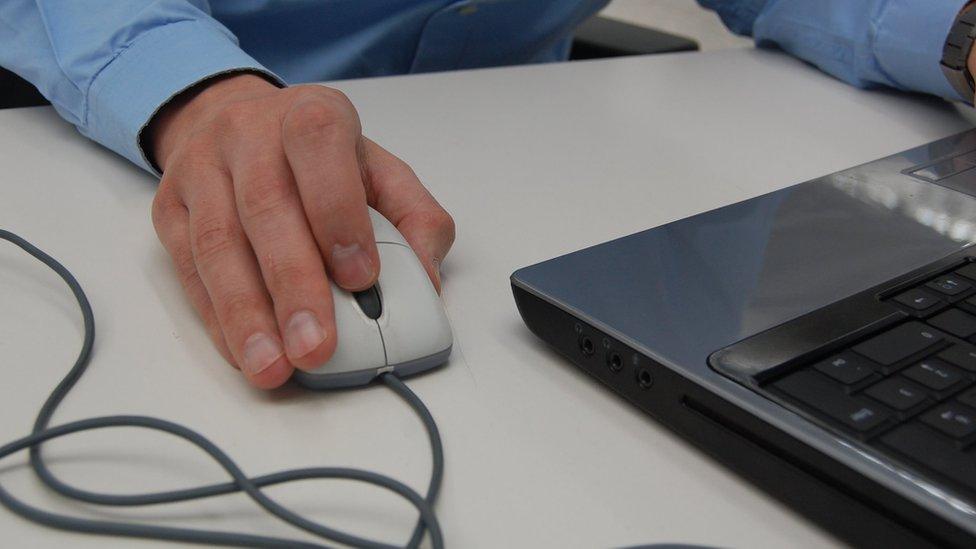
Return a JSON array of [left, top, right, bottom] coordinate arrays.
[[331, 243, 374, 288], [241, 333, 284, 376], [284, 310, 326, 359]]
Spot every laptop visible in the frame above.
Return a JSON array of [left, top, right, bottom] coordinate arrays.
[[511, 129, 976, 548]]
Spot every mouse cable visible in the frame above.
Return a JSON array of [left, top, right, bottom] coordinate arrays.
[[0, 229, 444, 549]]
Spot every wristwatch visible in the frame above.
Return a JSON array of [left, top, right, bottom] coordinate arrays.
[[942, 3, 976, 104]]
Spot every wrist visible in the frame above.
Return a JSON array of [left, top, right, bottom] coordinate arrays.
[[147, 72, 279, 170]]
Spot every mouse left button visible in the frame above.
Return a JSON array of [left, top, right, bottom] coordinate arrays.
[[291, 287, 387, 389]]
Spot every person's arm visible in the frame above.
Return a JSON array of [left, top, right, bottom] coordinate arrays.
[[698, 0, 971, 102], [0, 0, 279, 171], [1, 1, 455, 389]]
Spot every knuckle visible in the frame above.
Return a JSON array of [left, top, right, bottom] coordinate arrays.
[[318, 87, 354, 109], [150, 191, 172, 232], [284, 96, 356, 139], [192, 215, 241, 264], [151, 179, 181, 224], [294, 85, 352, 107], [387, 153, 415, 176], [177, 139, 224, 169], [173, 248, 203, 292], [179, 265, 206, 297], [239, 176, 294, 221], [212, 102, 252, 130], [264, 254, 315, 293], [429, 208, 456, 240], [400, 163, 421, 184], [312, 189, 349, 216], [217, 290, 263, 327]]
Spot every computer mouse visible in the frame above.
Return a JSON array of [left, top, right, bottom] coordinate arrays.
[[292, 208, 453, 389]]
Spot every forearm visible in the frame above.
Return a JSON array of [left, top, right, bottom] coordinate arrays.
[[700, 0, 971, 101]]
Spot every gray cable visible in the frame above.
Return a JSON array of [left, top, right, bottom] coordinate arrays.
[[0, 229, 444, 548], [380, 374, 443, 549]]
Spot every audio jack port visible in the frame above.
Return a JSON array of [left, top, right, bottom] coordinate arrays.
[[637, 368, 653, 389], [579, 334, 595, 356]]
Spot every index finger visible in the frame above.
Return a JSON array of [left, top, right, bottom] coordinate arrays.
[[280, 87, 380, 291]]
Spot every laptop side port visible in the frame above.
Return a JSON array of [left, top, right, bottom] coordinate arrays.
[[636, 367, 653, 389], [578, 334, 595, 356]]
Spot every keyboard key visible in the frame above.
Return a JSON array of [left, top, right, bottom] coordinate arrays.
[[892, 288, 944, 312], [928, 308, 976, 339], [938, 344, 976, 372], [962, 296, 976, 315], [774, 370, 890, 432], [903, 359, 966, 392], [882, 423, 976, 493], [926, 274, 972, 297], [864, 378, 928, 411], [813, 353, 875, 385], [852, 322, 946, 367], [921, 403, 976, 439], [959, 387, 976, 409], [955, 262, 976, 282]]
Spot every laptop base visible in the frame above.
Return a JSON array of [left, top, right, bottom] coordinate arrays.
[[512, 283, 972, 549]]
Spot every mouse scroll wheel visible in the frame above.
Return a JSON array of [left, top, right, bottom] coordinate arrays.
[[353, 286, 382, 319]]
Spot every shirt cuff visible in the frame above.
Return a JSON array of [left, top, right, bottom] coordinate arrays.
[[874, 0, 970, 102], [83, 20, 284, 176]]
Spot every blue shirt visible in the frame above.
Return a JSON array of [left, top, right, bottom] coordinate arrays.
[[0, 0, 968, 174]]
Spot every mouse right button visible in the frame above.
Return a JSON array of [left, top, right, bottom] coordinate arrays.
[[375, 243, 453, 368], [367, 207, 409, 246]]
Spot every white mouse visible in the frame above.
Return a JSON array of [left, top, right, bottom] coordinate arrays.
[[292, 208, 453, 389]]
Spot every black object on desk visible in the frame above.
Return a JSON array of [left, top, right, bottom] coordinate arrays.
[[570, 15, 698, 60], [0, 67, 48, 109]]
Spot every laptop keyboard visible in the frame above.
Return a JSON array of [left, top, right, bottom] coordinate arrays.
[[768, 262, 976, 497]]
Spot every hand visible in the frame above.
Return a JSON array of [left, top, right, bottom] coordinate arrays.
[[148, 73, 455, 389]]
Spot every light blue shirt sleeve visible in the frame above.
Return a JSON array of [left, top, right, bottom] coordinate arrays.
[[699, 0, 970, 101], [0, 0, 282, 174], [2, 0, 971, 178]]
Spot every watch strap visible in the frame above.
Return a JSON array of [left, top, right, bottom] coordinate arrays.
[[942, 4, 976, 104]]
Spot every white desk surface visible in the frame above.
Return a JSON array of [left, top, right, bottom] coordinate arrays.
[[2, 48, 975, 548]]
